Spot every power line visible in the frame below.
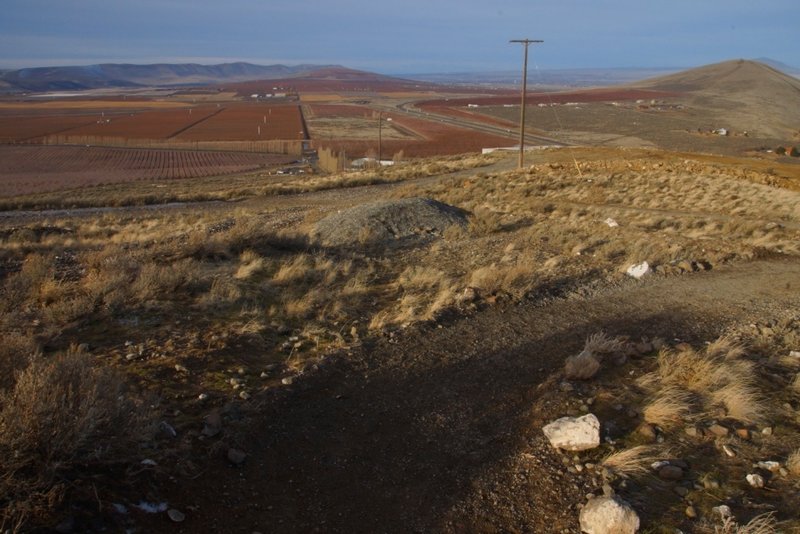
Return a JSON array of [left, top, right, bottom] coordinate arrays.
[[510, 39, 543, 168]]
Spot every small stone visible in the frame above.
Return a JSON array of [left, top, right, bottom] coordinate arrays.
[[602, 483, 614, 496], [174, 364, 189, 373], [626, 261, 650, 279], [722, 444, 736, 457], [575, 463, 585, 473], [779, 467, 789, 477], [685, 505, 697, 518], [167, 509, 186, 523], [761, 427, 773, 435], [674, 486, 689, 497], [756, 461, 780, 472], [239, 391, 251, 400], [237, 367, 246, 375], [202, 411, 222, 437], [658, 465, 684, 480], [198, 393, 209, 401], [281, 376, 294, 386], [708, 423, 729, 437], [260, 372, 270, 378], [636, 423, 657, 442], [227, 448, 247, 465], [735, 428, 751, 440], [703, 477, 720, 489], [746, 473, 765, 488], [125, 353, 137, 361], [684, 425, 700, 437], [712, 505, 732, 520], [559, 381, 575, 392]]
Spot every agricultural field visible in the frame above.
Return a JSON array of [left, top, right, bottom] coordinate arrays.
[[0, 145, 292, 197], [63, 106, 220, 139], [174, 103, 306, 141], [308, 104, 514, 158]]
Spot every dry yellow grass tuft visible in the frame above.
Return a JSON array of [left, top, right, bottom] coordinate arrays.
[[642, 387, 694, 429], [787, 449, 800, 477], [601, 445, 664, 479]]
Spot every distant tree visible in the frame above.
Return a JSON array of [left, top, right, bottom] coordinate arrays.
[[775, 146, 786, 155], [790, 146, 800, 157]]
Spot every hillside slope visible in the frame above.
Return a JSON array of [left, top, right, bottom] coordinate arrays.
[[634, 59, 800, 138], [0, 62, 336, 92]]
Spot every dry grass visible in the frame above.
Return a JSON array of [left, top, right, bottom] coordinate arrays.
[[787, 449, 800, 477], [642, 387, 694, 429], [0, 349, 153, 529], [638, 338, 768, 425], [716, 513, 777, 534], [601, 445, 665, 478]]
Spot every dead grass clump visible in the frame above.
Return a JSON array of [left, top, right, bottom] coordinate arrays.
[[0, 349, 154, 529], [717, 513, 777, 534], [710, 382, 767, 424], [640, 338, 768, 425], [235, 250, 268, 280], [272, 254, 316, 285], [643, 387, 694, 429], [584, 332, 626, 355], [601, 445, 664, 479], [786, 449, 800, 477]]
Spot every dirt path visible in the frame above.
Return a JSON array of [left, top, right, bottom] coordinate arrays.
[[148, 258, 800, 533]]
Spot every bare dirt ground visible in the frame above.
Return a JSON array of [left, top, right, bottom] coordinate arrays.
[[141, 258, 800, 534]]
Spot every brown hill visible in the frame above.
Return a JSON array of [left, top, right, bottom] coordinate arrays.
[[633, 59, 800, 138]]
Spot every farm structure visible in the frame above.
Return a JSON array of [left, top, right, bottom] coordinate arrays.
[[0, 145, 293, 197]]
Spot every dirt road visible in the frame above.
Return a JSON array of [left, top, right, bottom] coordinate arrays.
[[147, 257, 800, 533]]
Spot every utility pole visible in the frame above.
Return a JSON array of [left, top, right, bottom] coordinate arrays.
[[510, 38, 543, 168], [378, 111, 383, 164]]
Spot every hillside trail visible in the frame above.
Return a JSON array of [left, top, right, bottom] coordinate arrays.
[[149, 257, 800, 533]]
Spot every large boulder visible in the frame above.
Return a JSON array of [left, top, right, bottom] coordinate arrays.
[[312, 197, 467, 247], [542, 413, 601, 451], [580, 496, 640, 534]]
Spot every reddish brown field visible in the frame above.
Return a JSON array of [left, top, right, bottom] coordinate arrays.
[[0, 145, 292, 197], [0, 115, 99, 142], [64, 106, 220, 139], [306, 104, 375, 119], [175, 104, 305, 141]]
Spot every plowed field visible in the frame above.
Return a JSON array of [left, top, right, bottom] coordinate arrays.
[[0, 145, 292, 196], [65, 106, 220, 139], [175, 104, 305, 141]]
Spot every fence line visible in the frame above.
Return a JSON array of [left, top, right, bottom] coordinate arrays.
[[38, 135, 303, 156]]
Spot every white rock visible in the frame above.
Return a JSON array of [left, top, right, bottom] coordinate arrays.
[[746, 473, 765, 488], [140, 459, 157, 467], [543, 413, 601, 451], [604, 218, 619, 228], [756, 460, 780, 472], [579, 496, 640, 534], [198, 393, 209, 401], [712, 505, 733, 520], [789, 350, 800, 359], [167, 509, 186, 523], [626, 261, 650, 279]]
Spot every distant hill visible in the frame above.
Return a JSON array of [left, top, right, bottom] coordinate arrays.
[[405, 67, 680, 88], [632, 59, 800, 138], [0, 62, 337, 92], [223, 66, 442, 95]]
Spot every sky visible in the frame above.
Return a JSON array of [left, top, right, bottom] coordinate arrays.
[[0, 0, 797, 74]]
